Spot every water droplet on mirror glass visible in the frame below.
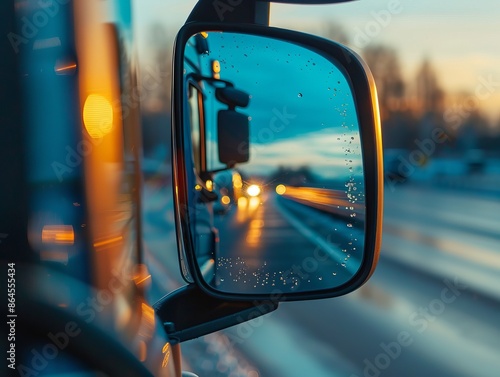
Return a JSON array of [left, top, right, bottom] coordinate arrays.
[[298, 93, 303, 98]]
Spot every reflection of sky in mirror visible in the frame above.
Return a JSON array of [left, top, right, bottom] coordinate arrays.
[[192, 32, 363, 180]]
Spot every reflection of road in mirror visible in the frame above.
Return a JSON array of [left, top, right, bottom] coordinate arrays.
[[184, 31, 367, 295], [212, 188, 364, 294]]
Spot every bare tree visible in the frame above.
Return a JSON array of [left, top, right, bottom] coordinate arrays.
[[415, 58, 444, 117], [140, 24, 173, 158], [362, 44, 405, 122], [142, 23, 172, 113], [320, 22, 349, 45]]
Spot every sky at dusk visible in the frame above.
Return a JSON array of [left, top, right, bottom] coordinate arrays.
[[191, 31, 363, 178], [135, 0, 500, 123]]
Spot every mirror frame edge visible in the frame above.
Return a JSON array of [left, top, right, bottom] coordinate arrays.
[[172, 22, 384, 302]]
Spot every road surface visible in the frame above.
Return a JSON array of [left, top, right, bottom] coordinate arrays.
[[143, 179, 500, 377], [211, 193, 363, 295]]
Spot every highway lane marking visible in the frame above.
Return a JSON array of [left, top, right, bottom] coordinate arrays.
[[383, 222, 500, 270], [384, 186, 500, 237], [275, 199, 360, 275], [384, 200, 500, 241], [381, 232, 500, 302]]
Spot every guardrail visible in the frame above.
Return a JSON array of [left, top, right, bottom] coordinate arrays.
[[279, 186, 365, 222]]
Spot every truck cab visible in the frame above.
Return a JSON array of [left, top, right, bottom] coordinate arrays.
[[182, 32, 252, 284], [1, 1, 177, 375]]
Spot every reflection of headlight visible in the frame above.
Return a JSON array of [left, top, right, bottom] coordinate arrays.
[[247, 185, 261, 197], [275, 184, 286, 195], [221, 195, 231, 205]]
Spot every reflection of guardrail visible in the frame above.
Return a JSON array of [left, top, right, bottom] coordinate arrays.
[[280, 186, 365, 222]]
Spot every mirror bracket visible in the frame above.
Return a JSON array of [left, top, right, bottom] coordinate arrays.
[[198, 186, 219, 203], [187, 0, 270, 25], [186, 1, 355, 26], [190, 74, 233, 87], [153, 284, 279, 343], [201, 166, 233, 179]]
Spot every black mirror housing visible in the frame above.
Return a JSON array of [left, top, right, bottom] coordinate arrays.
[[217, 110, 250, 165], [154, 284, 278, 343], [216, 87, 250, 109], [172, 22, 383, 302]]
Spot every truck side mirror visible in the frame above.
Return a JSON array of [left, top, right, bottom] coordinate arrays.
[[217, 109, 250, 166], [171, 7, 383, 303]]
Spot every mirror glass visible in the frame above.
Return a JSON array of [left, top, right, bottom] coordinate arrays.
[[183, 31, 365, 295]]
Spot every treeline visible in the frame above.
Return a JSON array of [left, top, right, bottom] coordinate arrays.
[[321, 23, 500, 155]]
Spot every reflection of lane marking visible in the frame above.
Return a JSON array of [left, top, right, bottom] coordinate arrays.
[[275, 199, 359, 275]]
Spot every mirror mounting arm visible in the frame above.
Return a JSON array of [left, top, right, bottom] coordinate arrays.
[[198, 186, 219, 203], [190, 74, 234, 88], [186, 1, 354, 26], [201, 165, 235, 181], [187, 0, 270, 25], [153, 284, 278, 343]]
